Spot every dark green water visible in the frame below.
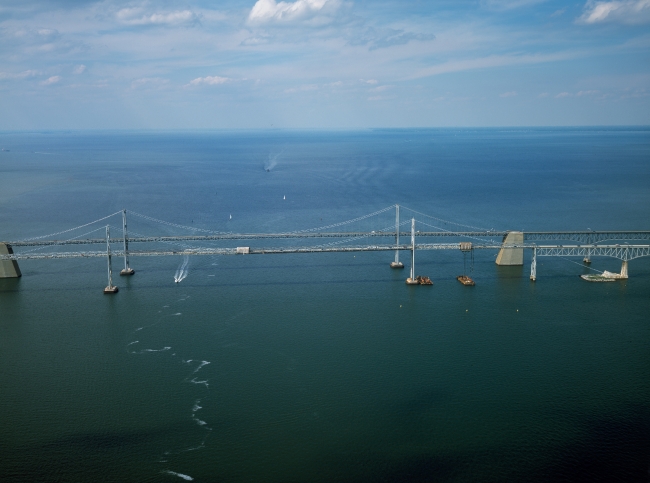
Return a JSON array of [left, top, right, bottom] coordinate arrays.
[[1, 129, 649, 482]]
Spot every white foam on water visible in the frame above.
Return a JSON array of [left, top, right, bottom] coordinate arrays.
[[192, 361, 210, 374], [190, 377, 209, 388], [173, 313, 182, 316], [127, 340, 139, 346], [135, 327, 143, 331], [208, 274, 215, 277], [140, 347, 172, 353], [163, 305, 169, 308], [182, 443, 205, 452], [192, 399, 202, 412], [163, 470, 193, 481], [194, 418, 207, 426]]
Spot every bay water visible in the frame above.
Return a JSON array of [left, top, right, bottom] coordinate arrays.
[[1, 129, 649, 482]]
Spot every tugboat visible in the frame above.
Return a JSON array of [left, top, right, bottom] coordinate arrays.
[[416, 275, 433, 285], [456, 275, 475, 286]]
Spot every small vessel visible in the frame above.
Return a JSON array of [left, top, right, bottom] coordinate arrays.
[[580, 273, 616, 282], [457, 275, 475, 286], [229, 214, 232, 220], [283, 195, 285, 200], [415, 275, 433, 285]]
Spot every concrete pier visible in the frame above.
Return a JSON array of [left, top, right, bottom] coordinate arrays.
[[0, 243, 21, 278], [495, 231, 524, 266]]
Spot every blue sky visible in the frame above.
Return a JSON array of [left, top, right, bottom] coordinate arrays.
[[1, 0, 649, 129]]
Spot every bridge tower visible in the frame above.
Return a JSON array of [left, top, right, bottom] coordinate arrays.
[[104, 226, 118, 294], [530, 247, 537, 281], [406, 218, 419, 284], [120, 210, 135, 276], [390, 204, 404, 268]]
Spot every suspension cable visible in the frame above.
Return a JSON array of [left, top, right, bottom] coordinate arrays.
[[18, 211, 122, 241], [129, 211, 231, 235], [400, 205, 494, 232], [282, 205, 396, 235], [414, 219, 500, 245], [20, 226, 108, 254]]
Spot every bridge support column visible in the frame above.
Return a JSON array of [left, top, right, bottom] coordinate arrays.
[[391, 204, 404, 268], [120, 209, 134, 276], [406, 218, 418, 284], [583, 247, 591, 264], [530, 247, 537, 281], [496, 231, 524, 266], [620, 260, 628, 279], [104, 226, 118, 294], [0, 243, 21, 278]]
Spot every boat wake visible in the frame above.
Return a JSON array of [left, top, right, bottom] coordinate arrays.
[[174, 256, 189, 283]]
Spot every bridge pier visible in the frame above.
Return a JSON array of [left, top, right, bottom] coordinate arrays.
[[104, 226, 118, 294], [530, 247, 537, 281], [0, 243, 21, 278], [120, 209, 134, 276], [406, 218, 418, 284], [620, 260, 628, 279], [390, 204, 404, 268], [496, 231, 524, 266]]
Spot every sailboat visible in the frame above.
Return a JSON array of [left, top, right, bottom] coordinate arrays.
[[229, 214, 232, 220], [283, 195, 285, 200]]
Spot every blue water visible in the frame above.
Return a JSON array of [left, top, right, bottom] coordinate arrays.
[[1, 129, 649, 482]]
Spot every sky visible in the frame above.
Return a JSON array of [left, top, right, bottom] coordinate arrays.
[[0, 0, 649, 129]]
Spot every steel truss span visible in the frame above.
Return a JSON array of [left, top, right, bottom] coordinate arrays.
[[3, 244, 650, 261], [534, 245, 650, 261]]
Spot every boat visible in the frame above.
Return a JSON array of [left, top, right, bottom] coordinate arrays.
[[580, 274, 615, 282], [457, 275, 475, 286], [580, 270, 626, 282]]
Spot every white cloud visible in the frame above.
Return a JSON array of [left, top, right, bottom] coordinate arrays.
[[117, 8, 199, 26], [40, 75, 61, 86], [555, 91, 570, 98], [284, 83, 319, 93], [0, 70, 40, 80], [578, 0, 650, 24], [188, 76, 230, 86], [247, 0, 340, 24], [412, 52, 575, 79], [131, 77, 169, 89], [481, 0, 548, 10], [73, 64, 86, 75], [499, 90, 517, 97]]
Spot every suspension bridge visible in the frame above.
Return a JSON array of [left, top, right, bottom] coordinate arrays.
[[1, 205, 649, 293]]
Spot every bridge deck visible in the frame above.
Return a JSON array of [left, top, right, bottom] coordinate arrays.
[[7, 231, 650, 247]]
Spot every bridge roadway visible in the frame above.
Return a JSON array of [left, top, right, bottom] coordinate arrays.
[[7, 230, 650, 247], [4, 244, 650, 261]]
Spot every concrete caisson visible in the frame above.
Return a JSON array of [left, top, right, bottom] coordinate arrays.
[[0, 243, 21, 278], [495, 231, 524, 266]]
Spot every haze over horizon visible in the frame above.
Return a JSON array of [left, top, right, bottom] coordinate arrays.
[[1, 0, 649, 130]]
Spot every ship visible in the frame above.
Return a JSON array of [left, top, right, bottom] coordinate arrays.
[[580, 270, 623, 282], [457, 275, 475, 286]]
